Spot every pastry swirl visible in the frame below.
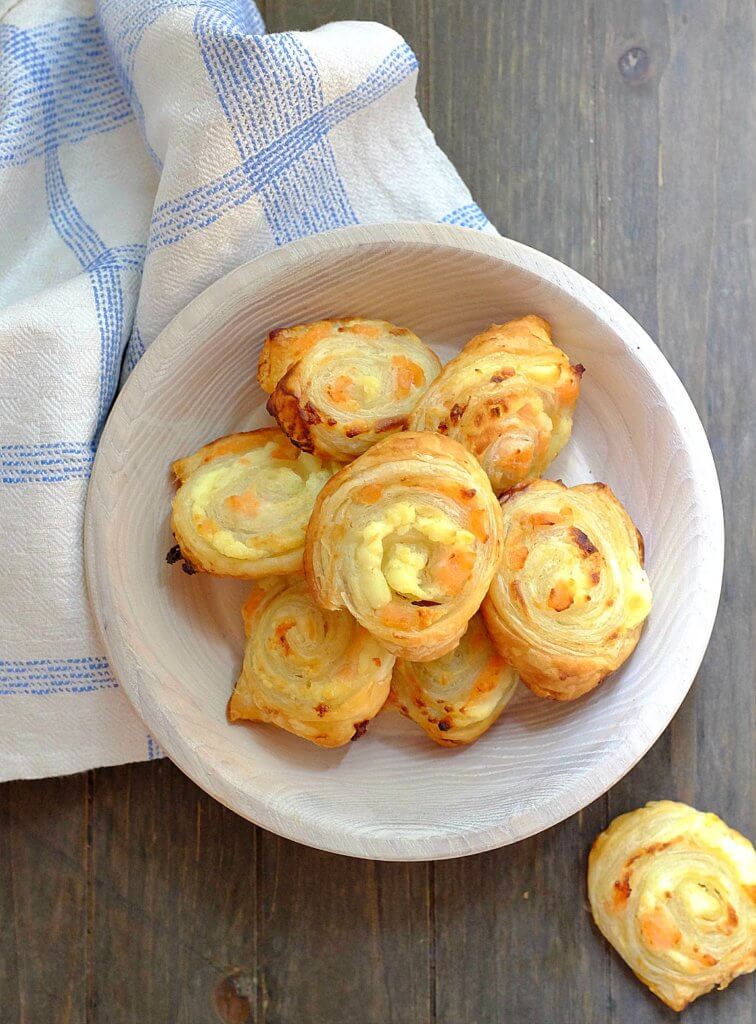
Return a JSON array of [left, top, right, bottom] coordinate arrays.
[[409, 315, 582, 494], [229, 576, 394, 747], [391, 613, 518, 746], [305, 431, 504, 662], [259, 317, 441, 461], [588, 801, 756, 1011], [170, 428, 336, 577], [482, 478, 651, 700]]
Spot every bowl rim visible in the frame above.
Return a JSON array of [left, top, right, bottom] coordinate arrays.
[[84, 221, 724, 861]]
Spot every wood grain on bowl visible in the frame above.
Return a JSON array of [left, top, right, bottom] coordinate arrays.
[[84, 223, 723, 860]]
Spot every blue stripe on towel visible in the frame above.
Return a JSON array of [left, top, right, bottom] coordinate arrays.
[[194, 15, 357, 244], [0, 657, 118, 696], [98, 0, 265, 167], [0, 18, 142, 435], [97, 0, 198, 166], [123, 325, 147, 377], [0, 442, 96, 484], [146, 735, 164, 760], [441, 202, 491, 231], [44, 150, 128, 427], [0, 18, 134, 167], [148, 41, 417, 251]]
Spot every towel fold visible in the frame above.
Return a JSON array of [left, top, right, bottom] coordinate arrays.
[[0, 0, 491, 780]]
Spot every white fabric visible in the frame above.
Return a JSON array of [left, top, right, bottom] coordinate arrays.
[[0, 0, 491, 780]]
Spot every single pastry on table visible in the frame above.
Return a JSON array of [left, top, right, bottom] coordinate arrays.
[[409, 315, 582, 494], [305, 431, 504, 662], [228, 576, 394, 747], [390, 612, 518, 746], [588, 801, 756, 1011], [169, 428, 336, 577], [482, 478, 651, 700], [258, 317, 441, 461]]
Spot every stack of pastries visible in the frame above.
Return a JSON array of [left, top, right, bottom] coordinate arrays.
[[166, 319, 756, 1012], [167, 314, 652, 748]]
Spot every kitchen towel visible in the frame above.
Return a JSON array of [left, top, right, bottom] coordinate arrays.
[[0, 0, 492, 780]]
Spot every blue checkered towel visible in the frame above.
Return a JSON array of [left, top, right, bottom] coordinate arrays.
[[0, 0, 491, 780]]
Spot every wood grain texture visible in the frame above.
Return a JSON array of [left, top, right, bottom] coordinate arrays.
[[0, 776, 88, 1024], [257, 840, 430, 1024], [1, 2, 753, 1023], [86, 760, 258, 1023]]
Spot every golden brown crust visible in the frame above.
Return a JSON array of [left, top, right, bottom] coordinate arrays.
[[482, 478, 652, 700], [228, 576, 394, 747], [305, 431, 504, 662], [169, 427, 336, 578], [409, 315, 581, 494], [257, 319, 352, 393], [391, 613, 518, 746], [588, 801, 756, 1011], [258, 318, 441, 461], [265, 380, 319, 454], [171, 428, 287, 482]]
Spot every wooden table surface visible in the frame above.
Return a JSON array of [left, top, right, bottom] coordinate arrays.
[[2, 2, 753, 1022]]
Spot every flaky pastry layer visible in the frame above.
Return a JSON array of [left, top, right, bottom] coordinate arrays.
[[305, 431, 504, 662], [588, 801, 756, 1011], [229, 576, 393, 747], [170, 428, 336, 577], [259, 317, 441, 461], [391, 613, 518, 746], [410, 315, 581, 494], [482, 478, 651, 699]]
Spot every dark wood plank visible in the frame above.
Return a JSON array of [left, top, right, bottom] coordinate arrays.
[[425, 0, 599, 280], [257, 838, 431, 1024], [0, 775, 88, 1024], [427, 4, 614, 1023], [88, 760, 258, 1024], [434, 810, 614, 1024], [594, 1, 756, 1021]]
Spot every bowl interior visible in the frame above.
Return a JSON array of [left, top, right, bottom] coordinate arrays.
[[87, 225, 722, 859]]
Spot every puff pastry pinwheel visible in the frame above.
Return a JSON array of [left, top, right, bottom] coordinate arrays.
[[228, 576, 394, 747], [588, 801, 756, 1011], [305, 431, 504, 662], [390, 613, 518, 746], [482, 479, 651, 700], [169, 428, 336, 578], [258, 317, 441, 461], [409, 315, 582, 494]]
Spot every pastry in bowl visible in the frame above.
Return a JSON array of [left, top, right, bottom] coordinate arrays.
[[259, 317, 441, 461], [588, 801, 756, 1011], [229, 576, 394, 747], [170, 428, 336, 577], [409, 315, 582, 494], [482, 478, 651, 700], [390, 613, 518, 746], [305, 431, 504, 662]]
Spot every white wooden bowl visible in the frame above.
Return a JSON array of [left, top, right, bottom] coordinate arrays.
[[85, 223, 723, 861]]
